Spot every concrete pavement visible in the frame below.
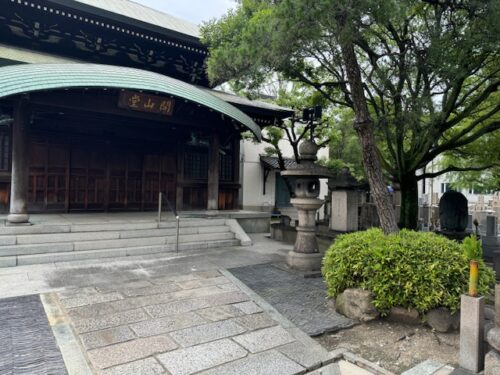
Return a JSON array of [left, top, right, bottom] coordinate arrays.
[[0, 234, 378, 374]]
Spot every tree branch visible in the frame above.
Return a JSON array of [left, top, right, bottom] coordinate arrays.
[[426, 121, 500, 162], [417, 164, 498, 180]]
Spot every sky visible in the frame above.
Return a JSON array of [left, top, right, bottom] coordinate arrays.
[[134, 0, 236, 25]]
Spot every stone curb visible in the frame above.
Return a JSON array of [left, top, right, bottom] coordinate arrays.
[[221, 268, 334, 368], [40, 293, 93, 375], [224, 219, 252, 246], [340, 351, 397, 375]]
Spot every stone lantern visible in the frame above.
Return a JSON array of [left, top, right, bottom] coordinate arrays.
[[281, 140, 333, 272]]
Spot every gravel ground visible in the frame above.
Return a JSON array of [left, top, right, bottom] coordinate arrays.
[[315, 320, 459, 374]]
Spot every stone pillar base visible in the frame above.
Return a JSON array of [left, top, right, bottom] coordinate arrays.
[[6, 213, 31, 225], [286, 250, 323, 272]]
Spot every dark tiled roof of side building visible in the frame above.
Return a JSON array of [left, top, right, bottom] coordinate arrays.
[[260, 155, 298, 170]]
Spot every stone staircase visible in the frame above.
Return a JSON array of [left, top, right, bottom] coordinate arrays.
[[0, 217, 244, 267]]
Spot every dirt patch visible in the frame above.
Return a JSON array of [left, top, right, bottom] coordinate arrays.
[[315, 320, 459, 374]]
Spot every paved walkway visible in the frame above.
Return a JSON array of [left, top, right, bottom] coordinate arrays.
[[0, 234, 285, 299], [51, 270, 332, 374], [0, 235, 377, 374], [229, 263, 353, 336]]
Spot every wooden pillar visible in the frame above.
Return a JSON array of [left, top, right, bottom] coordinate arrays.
[[234, 138, 242, 209], [7, 97, 31, 225], [207, 133, 220, 210]]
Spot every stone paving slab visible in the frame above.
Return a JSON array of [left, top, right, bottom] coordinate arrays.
[[60, 291, 124, 309], [72, 308, 149, 333], [176, 276, 230, 290], [306, 363, 342, 375], [54, 268, 334, 375], [233, 312, 278, 330], [169, 319, 246, 347], [232, 325, 296, 353], [198, 349, 306, 375], [79, 325, 136, 350], [232, 300, 263, 314], [0, 295, 67, 375], [87, 335, 178, 369], [156, 339, 247, 375], [196, 304, 245, 322], [278, 340, 329, 369], [121, 283, 182, 297], [101, 358, 165, 375], [129, 312, 207, 337], [229, 263, 353, 336]]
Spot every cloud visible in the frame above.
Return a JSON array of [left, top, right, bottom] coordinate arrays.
[[133, 0, 236, 25]]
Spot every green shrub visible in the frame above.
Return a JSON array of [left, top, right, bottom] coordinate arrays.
[[322, 229, 495, 314], [462, 235, 482, 260]]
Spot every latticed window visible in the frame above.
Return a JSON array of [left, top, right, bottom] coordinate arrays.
[[184, 148, 208, 180], [219, 138, 236, 182], [219, 153, 233, 182]]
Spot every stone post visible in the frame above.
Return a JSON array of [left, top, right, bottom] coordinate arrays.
[[207, 133, 220, 211], [487, 216, 498, 237], [485, 285, 500, 374], [7, 97, 31, 225], [330, 190, 359, 232], [460, 294, 484, 373]]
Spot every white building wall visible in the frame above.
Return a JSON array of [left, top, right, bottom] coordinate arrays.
[[418, 170, 496, 205], [240, 138, 329, 213], [240, 139, 276, 211]]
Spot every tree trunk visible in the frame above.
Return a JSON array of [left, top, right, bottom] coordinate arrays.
[[340, 41, 399, 234], [399, 173, 419, 230]]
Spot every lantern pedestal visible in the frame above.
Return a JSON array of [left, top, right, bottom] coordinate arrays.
[[281, 140, 333, 273]]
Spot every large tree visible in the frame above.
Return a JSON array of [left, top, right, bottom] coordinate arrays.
[[202, 0, 500, 231]]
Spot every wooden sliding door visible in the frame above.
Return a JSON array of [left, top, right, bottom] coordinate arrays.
[[28, 135, 177, 212]]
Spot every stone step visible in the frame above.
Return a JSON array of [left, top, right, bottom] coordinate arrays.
[[11, 239, 240, 267], [0, 232, 235, 256], [0, 242, 75, 257], [119, 225, 230, 239], [0, 218, 227, 235], [159, 218, 226, 229], [74, 232, 235, 251], [0, 224, 72, 236], [16, 231, 120, 245], [10, 225, 231, 245]]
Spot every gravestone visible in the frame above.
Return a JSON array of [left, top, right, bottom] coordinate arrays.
[[438, 191, 470, 241], [439, 190, 469, 232], [487, 216, 498, 237], [485, 216, 500, 273]]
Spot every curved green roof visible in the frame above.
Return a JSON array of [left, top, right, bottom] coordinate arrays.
[[0, 63, 261, 140]]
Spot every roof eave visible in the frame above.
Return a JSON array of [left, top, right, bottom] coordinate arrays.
[[45, 0, 203, 45]]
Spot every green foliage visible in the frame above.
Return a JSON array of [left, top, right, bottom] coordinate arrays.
[[202, 0, 500, 229], [462, 235, 483, 261], [324, 108, 364, 179], [318, 158, 365, 182], [322, 229, 495, 313], [441, 105, 500, 193]]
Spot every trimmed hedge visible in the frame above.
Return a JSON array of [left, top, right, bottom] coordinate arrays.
[[322, 229, 495, 314]]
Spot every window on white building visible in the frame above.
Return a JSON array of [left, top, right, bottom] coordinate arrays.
[[441, 183, 451, 193]]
